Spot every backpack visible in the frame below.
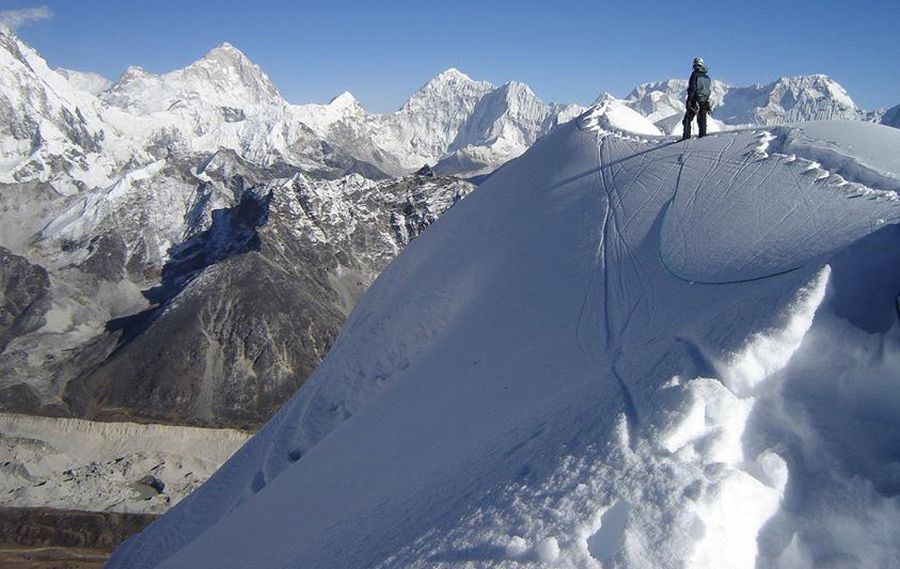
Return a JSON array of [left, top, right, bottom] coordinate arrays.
[[695, 73, 712, 101]]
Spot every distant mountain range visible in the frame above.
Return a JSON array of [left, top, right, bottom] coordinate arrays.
[[2, 25, 899, 428], [3, 28, 897, 193]]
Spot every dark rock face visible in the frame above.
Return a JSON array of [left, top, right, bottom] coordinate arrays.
[[414, 164, 436, 177], [0, 506, 156, 550], [62, 174, 474, 429], [68, 254, 344, 428], [0, 247, 50, 353], [220, 106, 246, 123]]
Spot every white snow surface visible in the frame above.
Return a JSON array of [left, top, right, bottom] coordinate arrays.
[[55, 68, 112, 95], [577, 96, 662, 137], [110, 115, 900, 568]]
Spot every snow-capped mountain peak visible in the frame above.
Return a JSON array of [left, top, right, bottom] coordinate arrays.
[[433, 80, 587, 177], [327, 91, 364, 113], [427, 66, 477, 86], [709, 74, 862, 125], [117, 64, 150, 81], [402, 67, 494, 112], [765, 74, 858, 113], [102, 42, 285, 113], [578, 94, 662, 136], [178, 42, 285, 106], [0, 27, 109, 190], [370, 68, 495, 170]]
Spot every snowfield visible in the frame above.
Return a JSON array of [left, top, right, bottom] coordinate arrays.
[[109, 106, 900, 568]]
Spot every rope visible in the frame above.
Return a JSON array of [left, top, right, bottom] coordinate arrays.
[[655, 141, 804, 285]]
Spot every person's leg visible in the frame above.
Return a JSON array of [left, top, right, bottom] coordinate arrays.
[[682, 108, 696, 140], [698, 106, 707, 138]]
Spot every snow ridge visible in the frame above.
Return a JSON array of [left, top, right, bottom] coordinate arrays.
[[109, 110, 900, 569]]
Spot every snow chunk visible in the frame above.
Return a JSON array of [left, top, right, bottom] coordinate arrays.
[[577, 94, 663, 137], [504, 535, 528, 559], [587, 500, 630, 563], [536, 536, 560, 562], [688, 470, 781, 568], [754, 449, 789, 493], [720, 267, 829, 396]]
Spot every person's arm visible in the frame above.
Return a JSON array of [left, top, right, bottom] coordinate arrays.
[[686, 72, 698, 108]]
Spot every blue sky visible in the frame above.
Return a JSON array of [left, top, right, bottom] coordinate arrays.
[[4, 0, 898, 112]]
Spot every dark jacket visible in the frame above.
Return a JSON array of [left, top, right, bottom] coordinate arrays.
[[687, 64, 711, 104]]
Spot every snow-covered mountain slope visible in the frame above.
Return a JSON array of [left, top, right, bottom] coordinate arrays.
[[61, 172, 473, 428], [0, 413, 247, 514], [55, 68, 112, 95], [0, 148, 472, 428], [718, 74, 863, 125], [881, 103, 900, 128], [0, 28, 113, 192], [624, 74, 865, 130], [623, 78, 729, 123], [109, 112, 900, 568], [101, 42, 285, 113], [436, 81, 586, 176], [372, 68, 494, 170]]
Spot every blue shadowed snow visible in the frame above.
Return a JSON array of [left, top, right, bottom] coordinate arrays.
[[109, 112, 900, 569]]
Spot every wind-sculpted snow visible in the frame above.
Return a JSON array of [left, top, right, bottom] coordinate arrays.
[[659, 132, 896, 283], [109, 116, 900, 568]]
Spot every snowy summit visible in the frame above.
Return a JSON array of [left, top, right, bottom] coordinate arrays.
[[110, 102, 900, 568]]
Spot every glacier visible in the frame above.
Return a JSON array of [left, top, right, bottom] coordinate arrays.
[[109, 102, 900, 568]]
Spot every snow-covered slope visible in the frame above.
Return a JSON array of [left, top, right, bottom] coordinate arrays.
[[881, 103, 900, 128], [717, 74, 863, 125], [55, 68, 112, 95], [102, 42, 285, 113], [373, 68, 494, 170], [623, 78, 729, 123], [109, 112, 900, 568], [0, 28, 113, 191], [436, 81, 586, 176]]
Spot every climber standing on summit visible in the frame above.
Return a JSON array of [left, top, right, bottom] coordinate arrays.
[[682, 57, 712, 140]]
